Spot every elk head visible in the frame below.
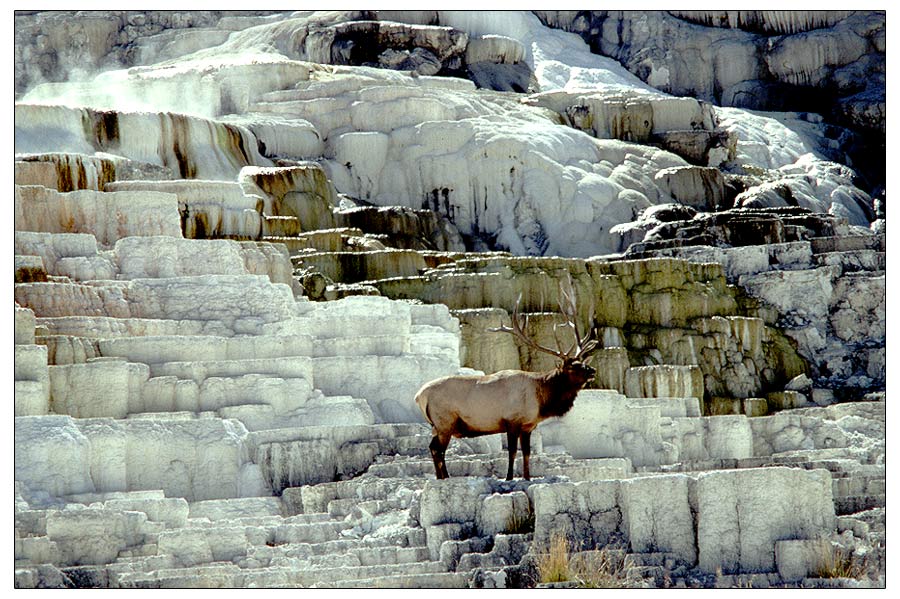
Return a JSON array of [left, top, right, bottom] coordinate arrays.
[[490, 275, 601, 380], [490, 276, 600, 420]]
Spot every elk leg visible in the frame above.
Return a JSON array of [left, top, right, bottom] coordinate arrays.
[[506, 428, 520, 481], [439, 444, 450, 479], [521, 431, 532, 481], [430, 434, 450, 480]]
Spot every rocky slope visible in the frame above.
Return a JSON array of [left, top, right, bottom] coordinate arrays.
[[14, 10, 884, 588], [534, 10, 885, 192]]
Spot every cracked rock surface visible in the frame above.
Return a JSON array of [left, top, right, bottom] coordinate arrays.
[[15, 9, 884, 589]]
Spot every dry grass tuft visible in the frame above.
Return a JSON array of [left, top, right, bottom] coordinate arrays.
[[505, 510, 535, 534], [570, 548, 631, 588], [535, 533, 633, 588], [814, 540, 869, 580], [536, 533, 572, 583]]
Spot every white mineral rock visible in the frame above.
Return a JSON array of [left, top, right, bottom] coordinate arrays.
[[15, 416, 95, 497], [620, 474, 696, 565], [696, 467, 835, 573], [15, 306, 37, 345], [15, 186, 182, 246]]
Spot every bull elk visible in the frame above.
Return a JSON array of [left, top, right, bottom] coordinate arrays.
[[414, 280, 600, 480]]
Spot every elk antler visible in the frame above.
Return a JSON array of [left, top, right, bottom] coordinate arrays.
[[557, 276, 600, 361], [489, 293, 569, 359], [490, 276, 601, 362]]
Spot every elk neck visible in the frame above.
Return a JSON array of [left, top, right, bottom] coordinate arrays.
[[537, 367, 584, 419]]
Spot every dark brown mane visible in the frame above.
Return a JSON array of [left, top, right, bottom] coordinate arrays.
[[538, 367, 585, 419]]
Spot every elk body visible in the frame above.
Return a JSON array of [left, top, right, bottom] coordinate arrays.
[[415, 282, 600, 480]]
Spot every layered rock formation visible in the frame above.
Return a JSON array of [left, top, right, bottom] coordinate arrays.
[[622, 206, 885, 397], [533, 11, 884, 131], [17, 10, 880, 257], [534, 10, 885, 191], [14, 10, 884, 589]]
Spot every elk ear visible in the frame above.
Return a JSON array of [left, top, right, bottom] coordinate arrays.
[[580, 354, 597, 366]]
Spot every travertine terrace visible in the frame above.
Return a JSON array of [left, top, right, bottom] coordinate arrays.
[[14, 10, 884, 588]]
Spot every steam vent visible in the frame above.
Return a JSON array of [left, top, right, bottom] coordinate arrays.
[[14, 10, 885, 588]]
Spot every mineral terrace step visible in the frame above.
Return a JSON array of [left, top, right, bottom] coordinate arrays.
[[15, 535, 59, 564], [789, 401, 885, 423], [233, 566, 316, 588], [761, 454, 881, 473], [809, 234, 885, 254], [263, 215, 302, 237], [15, 510, 50, 537], [286, 559, 450, 586], [188, 496, 286, 520], [248, 549, 361, 570], [100, 552, 176, 577], [14, 566, 66, 589], [814, 249, 885, 273], [146, 357, 316, 385], [227, 563, 469, 588], [641, 459, 760, 473], [292, 249, 427, 284], [183, 513, 333, 529], [263, 228, 362, 253], [271, 521, 351, 544], [624, 396, 702, 418], [15, 185, 183, 246], [326, 497, 407, 519], [116, 562, 244, 589], [281, 475, 425, 514], [247, 534, 429, 562], [151, 518, 357, 568], [15, 254, 48, 282], [624, 551, 682, 568], [251, 542, 432, 569], [642, 453, 883, 506], [351, 545, 431, 566], [128, 389, 373, 430], [101, 497, 190, 528], [187, 516, 294, 530], [15, 306, 37, 344], [96, 335, 315, 366], [14, 380, 49, 416], [832, 472, 885, 497], [835, 494, 886, 516], [312, 570, 470, 589], [124, 562, 458, 588], [363, 453, 633, 481], [62, 489, 168, 504]]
